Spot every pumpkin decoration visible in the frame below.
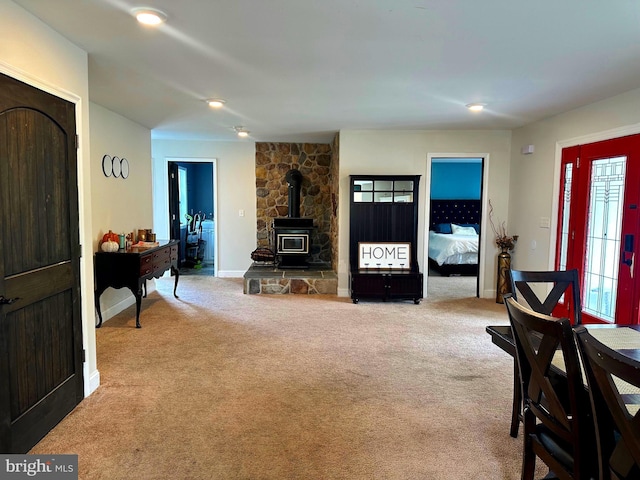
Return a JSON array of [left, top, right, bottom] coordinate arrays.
[[101, 240, 119, 252], [102, 230, 119, 243], [100, 230, 120, 252]]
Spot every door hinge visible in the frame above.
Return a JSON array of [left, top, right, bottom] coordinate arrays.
[[571, 230, 575, 240], [172, 214, 176, 221], [79, 244, 83, 258], [576, 157, 580, 169], [75, 134, 79, 149], [171, 173, 175, 179], [82, 349, 86, 363]]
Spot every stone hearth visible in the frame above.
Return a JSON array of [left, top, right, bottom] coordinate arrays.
[[243, 263, 337, 295]]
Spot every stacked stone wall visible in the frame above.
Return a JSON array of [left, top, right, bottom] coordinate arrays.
[[329, 134, 340, 272], [255, 142, 333, 264]]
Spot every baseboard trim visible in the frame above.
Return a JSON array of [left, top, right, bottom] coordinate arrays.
[[85, 368, 100, 397], [484, 289, 496, 300], [97, 280, 159, 324], [218, 270, 244, 278], [100, 295, 136, 323]]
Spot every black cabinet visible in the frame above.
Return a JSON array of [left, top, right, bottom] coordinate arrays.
[[350, 270, 423, 304], [349, 175, 423, 304]]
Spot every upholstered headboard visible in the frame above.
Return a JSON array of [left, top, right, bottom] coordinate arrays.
[[430, 199, 481, 230]]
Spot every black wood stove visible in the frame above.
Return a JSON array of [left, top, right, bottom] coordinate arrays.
[[273, 169, 314, 269]]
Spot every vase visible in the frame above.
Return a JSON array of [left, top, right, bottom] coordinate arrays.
[[496, 248, 511, 304]]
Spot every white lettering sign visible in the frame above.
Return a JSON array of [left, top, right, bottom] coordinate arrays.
[[358, 242, 411, 270]]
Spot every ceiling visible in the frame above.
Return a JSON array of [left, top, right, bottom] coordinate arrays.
[[13, 0, 640, 143]]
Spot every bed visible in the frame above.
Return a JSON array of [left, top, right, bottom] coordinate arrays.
[[428, 229, 478, 276], [428, 200, 481, 276]]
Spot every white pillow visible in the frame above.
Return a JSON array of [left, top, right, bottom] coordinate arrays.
[[451, 224, 477, 236]]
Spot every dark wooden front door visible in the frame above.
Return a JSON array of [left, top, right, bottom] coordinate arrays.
[[0, 73, 84, 452]]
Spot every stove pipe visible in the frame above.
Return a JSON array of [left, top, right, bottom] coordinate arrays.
[[285, 169, 303, 218]]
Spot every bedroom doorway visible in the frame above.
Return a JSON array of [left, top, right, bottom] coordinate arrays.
[[426, 156, 485, 300]]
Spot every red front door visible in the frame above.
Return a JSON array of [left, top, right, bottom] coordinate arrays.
[[557, 134, 640, 324]]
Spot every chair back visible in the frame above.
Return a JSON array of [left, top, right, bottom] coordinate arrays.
[[504, 295, 597, 478], [509, 269, 582, 325], [575, 326, 640, 480]]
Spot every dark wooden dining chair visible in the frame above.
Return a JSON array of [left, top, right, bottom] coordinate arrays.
[[509, 269, 582, 325], [488, 269, 582, 438], [575, 326, 640, 480], [504, 295, 598, 480]]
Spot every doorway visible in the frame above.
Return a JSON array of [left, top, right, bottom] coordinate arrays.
[[425, 156, 486, 299], [168, 159, 217, 276], [0, 73, 84, 452], [557, 134, 640, 324]]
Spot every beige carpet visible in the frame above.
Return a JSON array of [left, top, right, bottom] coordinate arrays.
[[30, 275, 548, 479], [426, 273, 477, 300]]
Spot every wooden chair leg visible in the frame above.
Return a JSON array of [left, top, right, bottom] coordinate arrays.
[[510, 358, 522, 438], [522, 414, 537, 480]]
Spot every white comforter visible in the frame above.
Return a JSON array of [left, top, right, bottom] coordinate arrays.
[[428, 231, 479, 266]]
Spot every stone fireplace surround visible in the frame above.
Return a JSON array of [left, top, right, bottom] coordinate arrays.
[[249, 141, 339, 294], [255, 142, 333, 265]]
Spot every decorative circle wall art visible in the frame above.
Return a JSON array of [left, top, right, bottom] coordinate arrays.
[[102, 154, 131, 179], [111, 156, 121, 178], [102, 154, 112, 177], [120, 158, 129, 179]]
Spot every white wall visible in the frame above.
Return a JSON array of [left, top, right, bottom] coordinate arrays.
[[152, 139, 256, 277], [90, 103, 153, 319], [338, 129, 512, 299], [509, 87, 640, 271], [0, 1, 98, 395]]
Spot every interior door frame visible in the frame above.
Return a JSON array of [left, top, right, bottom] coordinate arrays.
[[167, 161, 181, 258], [424, 152, 489, 299], [161, 157, 218, 277], [0, 64, 95, 397]]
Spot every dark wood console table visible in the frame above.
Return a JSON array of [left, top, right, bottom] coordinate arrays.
[[95, 239, 179, 328]]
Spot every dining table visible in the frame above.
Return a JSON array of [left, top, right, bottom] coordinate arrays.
[[486, 323, 640, 413]]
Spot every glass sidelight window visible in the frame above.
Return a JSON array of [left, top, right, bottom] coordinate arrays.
[[178, 166, 188, 225]]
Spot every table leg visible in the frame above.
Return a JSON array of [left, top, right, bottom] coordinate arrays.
[[95, 290, 103, 328], [135, 289, 143, 328], [172, 266, 180, 298]]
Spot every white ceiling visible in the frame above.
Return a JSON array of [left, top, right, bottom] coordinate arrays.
[[13, 0, 640, 143]]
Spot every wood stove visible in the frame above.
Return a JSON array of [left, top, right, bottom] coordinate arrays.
[[273, 218, 314, 268], [273, 169, 314, 269]]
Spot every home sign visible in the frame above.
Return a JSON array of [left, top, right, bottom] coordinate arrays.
[[358, 242, 412, 270]]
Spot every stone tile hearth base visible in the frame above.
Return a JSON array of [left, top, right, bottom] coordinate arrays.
[[243, 263, 337, 295]]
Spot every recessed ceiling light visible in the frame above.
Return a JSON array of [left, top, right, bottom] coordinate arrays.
[[206, 99, 226, 108], [234, 126, 250, 137], [466, 103, 486, 112], [131, 8, 168, 26]]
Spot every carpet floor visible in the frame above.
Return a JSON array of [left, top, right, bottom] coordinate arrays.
[[29, 274, 549, 479]]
